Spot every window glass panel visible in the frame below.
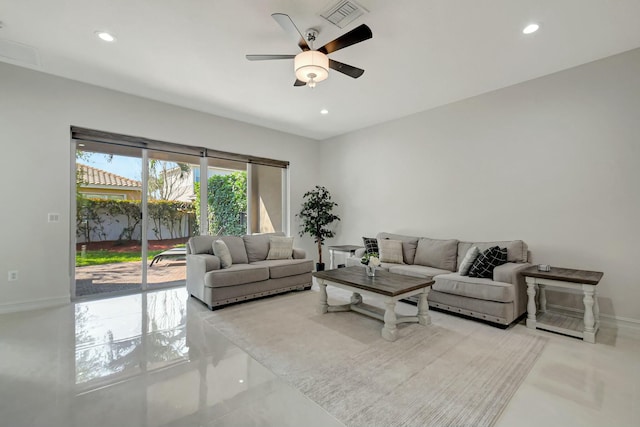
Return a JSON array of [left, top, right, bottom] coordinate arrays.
[[205, 159, 247, 236]]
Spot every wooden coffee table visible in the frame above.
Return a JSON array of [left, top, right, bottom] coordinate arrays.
[[313, 266, 434, 342]]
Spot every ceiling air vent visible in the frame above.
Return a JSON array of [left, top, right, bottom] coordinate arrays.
[[320, 0, 368, 29], [0, 39, 40, 67]]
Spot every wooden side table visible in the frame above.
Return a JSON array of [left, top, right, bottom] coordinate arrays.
[[522, 266, 603, 343], [328, 245, 363, 269]]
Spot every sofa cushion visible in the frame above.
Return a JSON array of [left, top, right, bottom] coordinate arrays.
[[389, 264, 452, 279], [457, 240, 527, 267], [469, 246, 507, 279], [362, 237, 379, 255], [434, 273, 514, 303], [458, 246, 480, 276], [377, 232, 419, 264], [243, 232, 285, 263], [378, 239, 405, 264], [252, 259, 313, 279], [188, 235, 215, 255], [213, 240, 233, 269], [413, 238, 458, 271], [204, 264, 269, 288], [215, 236, 248, 264], [266, 236, 294, 260]]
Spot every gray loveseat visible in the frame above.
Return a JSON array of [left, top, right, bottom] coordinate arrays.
[[347, 232, 531, 326], [186, 232, 313, 309]]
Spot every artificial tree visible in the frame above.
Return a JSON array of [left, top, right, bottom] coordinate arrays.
[[296, 185, 340, 271]]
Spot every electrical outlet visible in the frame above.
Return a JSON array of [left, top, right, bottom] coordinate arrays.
[[48, 213, 60, 223], [8, 271, 18, 281]]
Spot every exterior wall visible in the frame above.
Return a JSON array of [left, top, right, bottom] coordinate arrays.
[[79, 188, 142, 200]]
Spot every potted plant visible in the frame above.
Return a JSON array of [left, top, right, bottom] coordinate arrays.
[[296, 185, 340, 271]]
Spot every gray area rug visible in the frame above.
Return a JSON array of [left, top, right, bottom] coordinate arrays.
[[205, 290, 547, 427]]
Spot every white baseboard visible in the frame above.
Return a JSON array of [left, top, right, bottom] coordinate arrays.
[[546, 303, 640, 331], [0, 296, 69, 314]]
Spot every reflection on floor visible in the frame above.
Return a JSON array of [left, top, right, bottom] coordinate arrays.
[[0, 287, 342, 427], [0, 287, 638, 427]]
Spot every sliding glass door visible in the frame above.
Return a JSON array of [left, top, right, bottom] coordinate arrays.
[[74, 145, 144, 298], [146, 151, 200, 289], [71, 127, 290, 300]]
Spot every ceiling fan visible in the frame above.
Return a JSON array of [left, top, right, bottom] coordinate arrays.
[[246, 13, 372, 88]]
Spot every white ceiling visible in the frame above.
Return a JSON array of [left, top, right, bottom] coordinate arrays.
[[2, 0, 640, 140]]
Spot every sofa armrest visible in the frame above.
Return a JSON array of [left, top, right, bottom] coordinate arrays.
[[292, 248, 306, 259], [493, 262, 530, 284], [493, 262, 532, 318], [188, 254, 221, 272], [186, 254, 220, 301], [346, 256, 363, 267]]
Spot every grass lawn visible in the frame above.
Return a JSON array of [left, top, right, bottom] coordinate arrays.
[[76, 249, 165, 267]]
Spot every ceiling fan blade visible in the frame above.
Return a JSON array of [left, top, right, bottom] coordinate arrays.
[[329, 59, 365, 78], [272, 13, 310, 51], [246, 54, 296, 61], [294, 79, 307, 86], [317, 24, 372, 55]]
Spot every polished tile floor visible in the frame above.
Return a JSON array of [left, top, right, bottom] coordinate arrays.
[[0, 287, 638, 427]]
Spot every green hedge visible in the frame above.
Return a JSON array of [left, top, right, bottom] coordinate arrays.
[[194, 171, 247, 236], [77, 199, 195, 242]]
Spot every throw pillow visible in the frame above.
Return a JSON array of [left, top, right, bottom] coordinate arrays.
[[216, 235, 249, 264], [266, 236, 294, 260], [362, 237, 379, 255], [213, 239, 233, 269], [468, 246, 508, 279], [458, 246, 480, 276], [413, 238, 458, 271], [378, 239, 404, 264]]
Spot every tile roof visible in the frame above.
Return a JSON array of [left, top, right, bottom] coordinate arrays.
[[77, 163, 142, 188]]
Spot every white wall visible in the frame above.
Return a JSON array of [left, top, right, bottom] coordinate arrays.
[[320, 48, 640, 323], [0, 62, 320, 312]]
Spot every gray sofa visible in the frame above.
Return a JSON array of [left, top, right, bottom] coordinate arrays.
[[347, 232, 531, 326], [186, 232, 313, 309]]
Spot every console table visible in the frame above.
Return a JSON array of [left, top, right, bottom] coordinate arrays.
[[328, 245, 363, 269], [522, 266, 603, 343]]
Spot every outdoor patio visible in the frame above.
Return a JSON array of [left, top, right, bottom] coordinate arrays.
[[75, 259, 186, 297]]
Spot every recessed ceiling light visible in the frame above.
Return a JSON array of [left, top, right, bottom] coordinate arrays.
[[522, 23, 539, 34], [320, 109, 329, 115], [95, 31, 116, 42]]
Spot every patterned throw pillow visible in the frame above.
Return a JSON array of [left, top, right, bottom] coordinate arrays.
[[362, 237, 379, 255], [458, 246, 480, 276], [266, 236, 294, 260], [468, 246, 507, 279], [213, 239, 233, 269], [378, 239, 405, 264]]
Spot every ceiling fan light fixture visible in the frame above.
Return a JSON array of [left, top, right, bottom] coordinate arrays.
[[294, 50, 329, 85]]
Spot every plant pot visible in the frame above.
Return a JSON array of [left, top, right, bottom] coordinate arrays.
[[316, 263, 325, 272]]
